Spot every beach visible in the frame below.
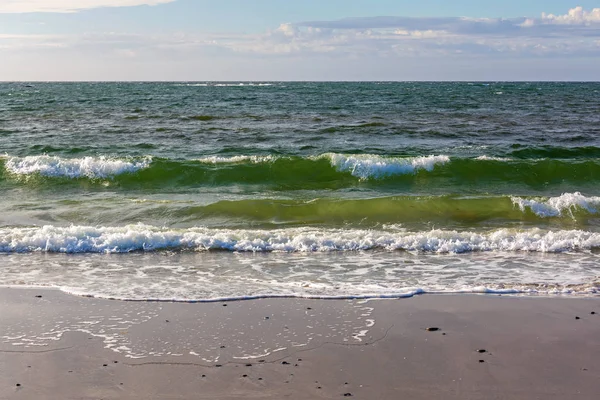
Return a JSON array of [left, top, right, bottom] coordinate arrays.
[[2, 288, 598, 399], [2, 82, 600, 398]]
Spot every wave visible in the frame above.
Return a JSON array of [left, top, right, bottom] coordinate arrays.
[[197, 155, 279, 164], [3, 153, 600, 189], [176, 83, 274, 87], [512, 192, 600, 218], [2, 224, 600, 254], [4, 155, 150, 179], [323, 153, 450, 179], [168, 194, 600, 227]]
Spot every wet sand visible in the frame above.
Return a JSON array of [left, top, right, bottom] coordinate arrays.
[[1, 288, 599, 399]]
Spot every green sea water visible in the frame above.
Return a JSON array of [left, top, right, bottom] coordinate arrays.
[[1, 82, 599, 300]]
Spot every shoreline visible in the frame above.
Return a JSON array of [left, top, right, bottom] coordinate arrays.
[[2, 287, 599, 399], [2, 283, 599, 303]]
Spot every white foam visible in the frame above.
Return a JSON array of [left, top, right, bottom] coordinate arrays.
[[512, 192, 600, 218], [2, 224, 600, 254], [323, 153, 450, 179], [5, 155, 151, 179], [197, 155, 278, 164], [476, 155, 513, 161], [176, 83, 274, 87]]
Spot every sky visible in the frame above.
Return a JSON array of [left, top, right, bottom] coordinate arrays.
[[0, 1, 599, 81]]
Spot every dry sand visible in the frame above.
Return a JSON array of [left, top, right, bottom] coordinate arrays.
[[1, 288, 599, 399]]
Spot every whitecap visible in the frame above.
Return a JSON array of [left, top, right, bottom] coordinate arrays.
[[2, 224, 600, 254], [5, 155, 151, 179], [512, 192, 600, 218], [322, 153, 450, 179]]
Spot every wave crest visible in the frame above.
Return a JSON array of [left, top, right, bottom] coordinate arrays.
[[323, 153, 450, 179], [5, 155, 151, 179], [2, 225, 600, 254], [512, 192, 600, 218]]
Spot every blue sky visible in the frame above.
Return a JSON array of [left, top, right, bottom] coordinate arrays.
[[1, 1, 599, 80]]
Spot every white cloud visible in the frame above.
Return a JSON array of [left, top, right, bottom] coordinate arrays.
[[541, 6, 600, 25], [0, 5, 599, 80], [0, 0, 175, 13]]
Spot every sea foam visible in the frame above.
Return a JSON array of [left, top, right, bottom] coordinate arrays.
[[1, 225, 600, 254], [324, 153, 450, 179], [5, 155, 150, 179], [197, 155, 278, 164], [512, 192, 600, 218]]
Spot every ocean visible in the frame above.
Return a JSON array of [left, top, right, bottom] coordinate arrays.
[[1, 81, 599, 301]]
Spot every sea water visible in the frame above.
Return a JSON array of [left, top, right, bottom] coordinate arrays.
[[0, 81, 599, 300]]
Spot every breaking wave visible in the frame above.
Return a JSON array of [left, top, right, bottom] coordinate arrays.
[[4, 155, 151, 179], [2, 224, 600, 254]]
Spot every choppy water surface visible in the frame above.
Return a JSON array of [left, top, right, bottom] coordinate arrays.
[[1, 82, 599, 300]]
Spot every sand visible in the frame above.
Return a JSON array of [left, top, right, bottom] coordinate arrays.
[[1, 288, 599, 399]]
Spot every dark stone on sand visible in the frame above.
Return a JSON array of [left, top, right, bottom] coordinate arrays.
[[294, 364, 299, 367], [442, 333, 446, 335], [223, 304, 227, 307], [113, 361, 118, 364], [68, 370, 73, 373], [298, 358, 302, 361], [343, 393, 353, 397], [345, 382, 349, 385], [477, 349, 487, 353], [307, 307, 312, 310], [245, 364, 252, 367], [317, 386, 322, 389], [201, 375, 206, 378], [259, 360, 265, 363], [479, 360, 485, 363], [103, 364, 108, 367], [242, 374, 248, 377], [265, 316, 270, 319], [426, 327, 440, 332], [120, 383, 123, 385], [258, 378, 263, 380], [35, 295, 42, 298], [220, 345, 226, 348], [282, 361, 290, 365], [576, 316, 580, 320], [215, 364, 222, 368], [16, 384, 21, 387], [165, 320, 169, 322], [591, 312, 596, 315]]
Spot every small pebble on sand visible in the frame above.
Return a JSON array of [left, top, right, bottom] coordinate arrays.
[[426, 327, 440, 332]]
